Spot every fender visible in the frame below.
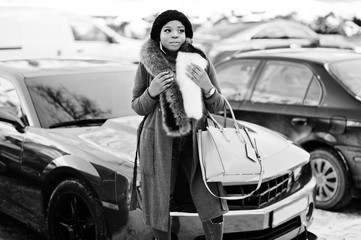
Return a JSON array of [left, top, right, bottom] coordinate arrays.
[[42, 155, 119, 205], [43, 155, 101, 185]]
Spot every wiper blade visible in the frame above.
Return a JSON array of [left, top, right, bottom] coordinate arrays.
[[49, 119, 107, 128]]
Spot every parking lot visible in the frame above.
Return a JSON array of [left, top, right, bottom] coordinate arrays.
[[1, 1, 361, 240]]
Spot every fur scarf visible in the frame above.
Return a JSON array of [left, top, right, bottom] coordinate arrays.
[[140, 38, 208, 137]]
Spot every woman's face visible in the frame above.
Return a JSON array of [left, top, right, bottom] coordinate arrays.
[[160, 20, 186, 52]]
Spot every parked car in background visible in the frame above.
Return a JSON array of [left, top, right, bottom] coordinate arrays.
[[0, 6, 143, 63], [194, 19, 358, 65], [215, 47, 361, 210], [0, 58, 315, 239]]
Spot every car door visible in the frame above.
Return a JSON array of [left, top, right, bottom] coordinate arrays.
[[0, 75, 50, 225], [0, 76, 26, 214], [217, 59, 322, 145]]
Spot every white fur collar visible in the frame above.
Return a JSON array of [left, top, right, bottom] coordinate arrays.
[[140, 38, 208, 136], [176, 52, 207, 120]]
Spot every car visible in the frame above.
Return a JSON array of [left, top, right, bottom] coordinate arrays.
[[193, 19, 357, 65], [0, 58, 315, 240], [215, 47, 361, 211], [0, 6, 143, 63]]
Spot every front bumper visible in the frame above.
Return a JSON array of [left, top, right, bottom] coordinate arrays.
[[170, 176, 316, 240], [111, 177, 316, 240]]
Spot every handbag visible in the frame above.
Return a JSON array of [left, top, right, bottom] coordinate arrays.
[[197, 95, 264, 200]]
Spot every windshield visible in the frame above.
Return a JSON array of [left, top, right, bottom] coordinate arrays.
[[195, 22, 257, 39], [26, 71, 135, 128], [329, 59, 361, 98]]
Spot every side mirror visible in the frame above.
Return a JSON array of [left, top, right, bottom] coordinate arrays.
[[0, 109, 25, 133]]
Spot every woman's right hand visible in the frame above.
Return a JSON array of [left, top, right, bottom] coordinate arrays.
[[148, 71, 174, 97]]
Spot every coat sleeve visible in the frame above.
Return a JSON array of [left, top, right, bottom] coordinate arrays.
[[203, 59, 225, 114], [131, 63, 158, 116]]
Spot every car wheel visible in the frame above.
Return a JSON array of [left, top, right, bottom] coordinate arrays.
[[310, 148, 352, 210], [47, 179, 108, 240]]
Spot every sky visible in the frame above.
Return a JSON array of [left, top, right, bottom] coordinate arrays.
[[1, 0, 361, 21]]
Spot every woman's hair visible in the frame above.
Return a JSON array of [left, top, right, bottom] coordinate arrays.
[[150, 9, 193, 42]]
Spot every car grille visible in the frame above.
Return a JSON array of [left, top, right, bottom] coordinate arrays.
[[225, 173, 293, 210]]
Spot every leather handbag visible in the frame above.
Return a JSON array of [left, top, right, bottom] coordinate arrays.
[[197, 96, 264, 200]]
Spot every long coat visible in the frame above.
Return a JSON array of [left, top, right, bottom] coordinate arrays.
[[131, 39, 228, 232]]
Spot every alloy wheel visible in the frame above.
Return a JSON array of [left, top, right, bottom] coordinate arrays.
[[311, 157, 338, 202], [54, 193, 96, 239]]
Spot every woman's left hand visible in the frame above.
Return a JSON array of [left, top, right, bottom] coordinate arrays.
[[186, 63, 213, 93]]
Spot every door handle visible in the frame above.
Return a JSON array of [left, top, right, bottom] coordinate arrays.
[[291, 117, 308, 126]]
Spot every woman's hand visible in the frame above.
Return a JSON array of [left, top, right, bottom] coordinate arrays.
[[148, 71, 174, 97], [186, 63, 214, 93]]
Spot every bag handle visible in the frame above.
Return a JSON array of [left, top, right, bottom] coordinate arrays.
[[207, 96, 239, 130], [130, 116, 147, 210], [207, 95, 257, 151], [198, 95, 264, 200]]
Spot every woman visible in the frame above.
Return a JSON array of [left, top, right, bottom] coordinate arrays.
[[131, 9, 228, 240]]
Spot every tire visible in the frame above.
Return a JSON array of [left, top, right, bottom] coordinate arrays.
[[47, 179, 108, 240], [310, 148, 352, 210]]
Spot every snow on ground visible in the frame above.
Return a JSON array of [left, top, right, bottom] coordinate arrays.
[[309, 199, 361, 240]]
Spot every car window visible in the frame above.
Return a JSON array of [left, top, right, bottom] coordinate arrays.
[[195, 22, 257, 39], [0, 77, 25, 121], [0, 15, 21, 47], [251, 61, 318, 105], [329, 59, 361, 98], [284, 25, 317, 39], [216, 59, 260, 101], [253, 26, 287, 39], [69, 18, 108, 42], [304, 76, 322, 105], [253, 24, 316, 39]]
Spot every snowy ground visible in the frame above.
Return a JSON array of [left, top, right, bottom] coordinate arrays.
[[308, 199, 361, 240]]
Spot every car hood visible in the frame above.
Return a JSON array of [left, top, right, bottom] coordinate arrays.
[[238, 120, 309, 181], [46, 116, 309, 181], [46, 116, 142, 172]]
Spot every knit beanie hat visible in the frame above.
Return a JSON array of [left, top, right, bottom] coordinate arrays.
[[150, 10, 193, 41]]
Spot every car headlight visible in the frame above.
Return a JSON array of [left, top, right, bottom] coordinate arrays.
[[293, 165, 303, 182], [291, 162, 313, 193]]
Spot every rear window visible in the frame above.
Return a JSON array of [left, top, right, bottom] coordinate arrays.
[[329, 59, 361, 98], [195, 22, 257, 39]]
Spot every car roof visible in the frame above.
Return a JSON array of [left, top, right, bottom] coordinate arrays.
[[231, 47, 361, 64], [0, 58, 137, 79]]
